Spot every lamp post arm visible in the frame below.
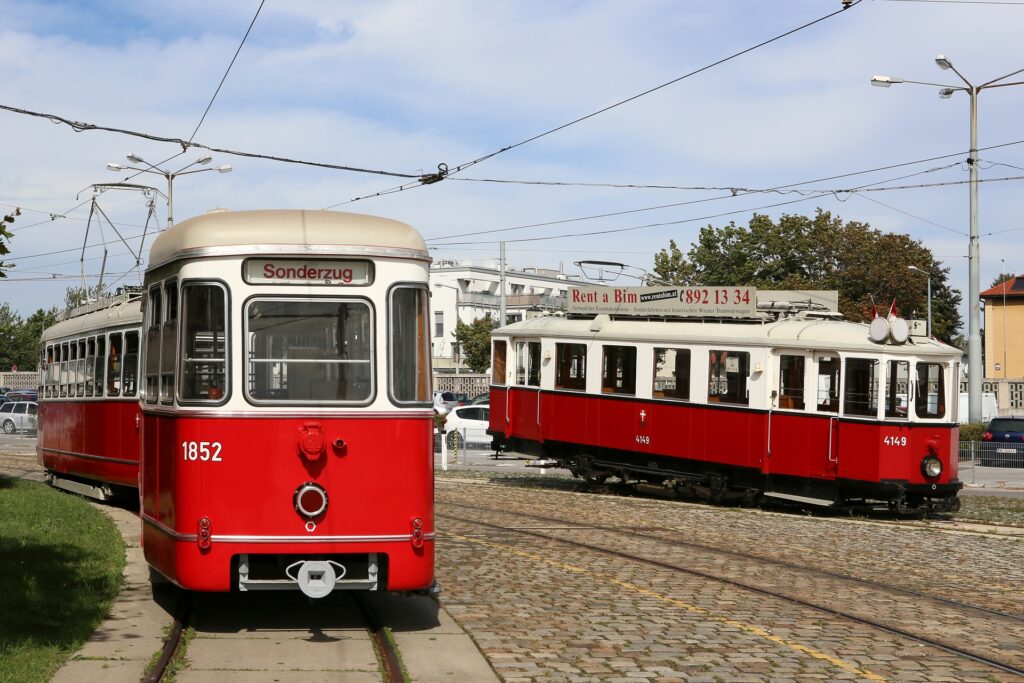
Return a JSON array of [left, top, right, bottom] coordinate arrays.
[[946, 63, 974, 89], [981, 66, 1024, 88], [983, 79, 1024, 90]]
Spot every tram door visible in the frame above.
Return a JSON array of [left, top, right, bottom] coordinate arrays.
[[508, 340, 543, 442], [813, 353, 841, 479]]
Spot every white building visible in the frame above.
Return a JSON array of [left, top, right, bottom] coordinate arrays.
[[430, 260, 582, 371]]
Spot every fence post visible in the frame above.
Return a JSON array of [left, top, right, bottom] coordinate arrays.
[[970, 441, 976, 485], [440, 430, 448, 471]]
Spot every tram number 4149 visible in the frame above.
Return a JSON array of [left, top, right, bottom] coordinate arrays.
[[182, 441, 223, 462], [882, 435, 908, 447]]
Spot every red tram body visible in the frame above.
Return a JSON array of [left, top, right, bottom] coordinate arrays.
[[37, 296, 143, 499], [137, 210, 436, 596], [489, 299, 962, 513]]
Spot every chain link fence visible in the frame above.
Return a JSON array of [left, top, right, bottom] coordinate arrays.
[[957, 441, 1024, 486]]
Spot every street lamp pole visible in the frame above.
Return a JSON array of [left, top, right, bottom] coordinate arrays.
[[908, 266, 932, 338], [871, 56, 1024, 422], [107, 154, 232, 228]]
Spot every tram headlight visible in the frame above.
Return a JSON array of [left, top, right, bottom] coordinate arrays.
[[921, 456, 943, 479]]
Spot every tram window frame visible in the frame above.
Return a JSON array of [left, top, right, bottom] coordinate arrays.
[[160, 280, 178, 405], [94, 335, 105, 397], [179, 281, 229, 404], [844, 357, 879, 418], [555, 343, 587, 391], [244, 296, 374, 405], [44, 345, 54, 397], [915, 362, 946, 419], [123, 331, 140, 397], [653, 347, 690, 401], [144, 285, 162, 404], [85, 337, 96, 397], [75, 339, 85, 397], [107, 332, 123, 396], [492, 341, 507, 385], [884, 359, 910, 419], [515, 341, 541, 387], [60, 342, 69, 397], [388, 284, 432, 405], [602, 345, 637, 395], [815, 356, 841, 413], [777, 354, 805, 410], [707, 350, 750, 405]]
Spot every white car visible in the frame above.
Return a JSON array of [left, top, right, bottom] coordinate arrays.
[[0, 400, 38, 434], [443, 404, 490, 448]]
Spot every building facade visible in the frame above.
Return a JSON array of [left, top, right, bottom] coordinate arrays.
[[980, 275, 1024, 414]]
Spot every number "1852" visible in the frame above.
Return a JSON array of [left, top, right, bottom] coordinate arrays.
[[182, 441, 223, 462]]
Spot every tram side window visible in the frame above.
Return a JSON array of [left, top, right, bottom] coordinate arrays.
[[602, 345, 636, 395], [816, 357, 840, 412], [77, 340, 86, 396], [515, 341, 541, 386], [85, 337, 96, 397], [94, 336, 105, 397], [123, 332, 139, 396], [59, 343, 68, 397], [653, 347, 690, 401], [708, 350, 750, 405], [555, 343, 587, 391], [492, 341, 507, 385], [778, 355, 805, 410], [145, 286, 162, 403], [45, 346, 54, 397], [160, 281, 178, 404], [390, 286, 431, 403], [247, 299, 370, 403], [884, 360, 910, 419], [844, 358, 879, 417], [915, 362, 946, 419], [181, 284, 227, 401], [107, 333, 123, 395]]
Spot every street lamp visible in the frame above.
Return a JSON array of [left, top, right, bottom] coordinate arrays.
[[907, 266, 932, 338], [107, 153, 232, 228], [871, 55, 1024, 422]]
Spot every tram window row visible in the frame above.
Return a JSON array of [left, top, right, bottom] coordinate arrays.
[[40, 331, 140, 399], [493, 340, 949, 422]]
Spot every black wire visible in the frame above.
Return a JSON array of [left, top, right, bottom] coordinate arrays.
[[0, 103, 420, 179], [881, 0, 1024, 5], [188, 0, 265, 145]]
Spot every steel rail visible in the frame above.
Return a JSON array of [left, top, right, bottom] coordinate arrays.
[[145, 593, 190, 683], [440, 505, 1024, 678], [352, 593, 407, 683]]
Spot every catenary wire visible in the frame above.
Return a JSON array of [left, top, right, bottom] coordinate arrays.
[[187, 0, 265, 145], [853, 193, 966, 235]]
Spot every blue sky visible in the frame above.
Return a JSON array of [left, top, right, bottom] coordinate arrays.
[[2, 0, 1023, 321]]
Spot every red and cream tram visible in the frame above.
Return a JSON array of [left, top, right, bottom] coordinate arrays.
[[139, 209, 435, 597], [489, 286, 962, 513], [37, 293, 143, 499]]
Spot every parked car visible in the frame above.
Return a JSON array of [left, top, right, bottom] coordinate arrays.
[[5, 389, 37, 402], [0, 400, 38, 434], [980, 416, 1024, 467], [467, 392, 490, 405], [443, 404, 490, 448], [432, 391, 469, 414]]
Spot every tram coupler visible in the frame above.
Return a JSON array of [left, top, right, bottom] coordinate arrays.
[[286, 559, 347, 599]]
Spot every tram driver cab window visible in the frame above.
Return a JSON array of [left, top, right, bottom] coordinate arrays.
[[844, 358, 879, 417], [515, 341, 541, 387], [181, 283, 228, 402]]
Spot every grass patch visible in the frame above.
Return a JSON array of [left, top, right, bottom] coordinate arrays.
[[0, 478, 126, 682], [957, 494, 1024, 527]]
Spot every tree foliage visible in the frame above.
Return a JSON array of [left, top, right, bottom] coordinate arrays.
[[651, 209, 963, 343], [0, 208, 18, 278], [991, 272, 1016, 288], [0, 304, 58, 371], [454, 315, 499, 373]]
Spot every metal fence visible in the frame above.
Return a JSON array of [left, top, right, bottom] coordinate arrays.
[[957, 441, 1024, 486]]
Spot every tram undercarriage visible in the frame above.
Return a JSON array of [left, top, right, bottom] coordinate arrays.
[[495, 436, 961, 515]]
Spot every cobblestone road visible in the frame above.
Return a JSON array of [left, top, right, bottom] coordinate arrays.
[[436, 475, 1024, 682]]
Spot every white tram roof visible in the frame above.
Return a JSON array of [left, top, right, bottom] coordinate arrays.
[[493, 314, 960, 358], [41, 298, 142, 344], [148, 209, 429, 269]]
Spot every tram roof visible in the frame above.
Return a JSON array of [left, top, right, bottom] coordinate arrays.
[[493, 314, 960, 358], [42, 298, 142, 343], [148, 209, 429, 269]]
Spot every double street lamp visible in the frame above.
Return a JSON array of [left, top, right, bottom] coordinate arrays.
[[872, 55, 1024, 423], [107, 153, 232, 228], [907, 265, 932, 338]]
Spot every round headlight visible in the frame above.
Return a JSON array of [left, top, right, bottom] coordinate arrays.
[[921, 456, 942, 479], [294, 482, 328, 518]]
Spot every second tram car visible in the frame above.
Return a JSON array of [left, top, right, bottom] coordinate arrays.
[[139, 209, 436, 597], [489, 290, 962, 513], [37, 293, 143, 499]]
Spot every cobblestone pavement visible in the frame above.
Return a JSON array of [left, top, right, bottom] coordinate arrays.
[[436, 476, 1024, 682]]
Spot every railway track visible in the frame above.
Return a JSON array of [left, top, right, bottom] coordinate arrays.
[[145, 592, 409, 682], [440, 500, 1024, 679]]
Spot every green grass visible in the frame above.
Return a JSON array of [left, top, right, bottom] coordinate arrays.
[[0, 478, 125, 683], [957, 494, 1024, 527]]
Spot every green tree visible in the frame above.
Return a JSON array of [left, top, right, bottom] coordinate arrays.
[[0, 208, 18, 278], [454, 315, 499, 373], [14, 307, 60, 370], [991, 272, 1015, 288], [652, 209, 962, 342], [0, 303, 23, 370]]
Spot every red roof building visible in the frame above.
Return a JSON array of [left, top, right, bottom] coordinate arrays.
[[981, 275, 1024, 379]]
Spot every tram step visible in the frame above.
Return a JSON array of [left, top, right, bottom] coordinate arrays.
[[763, 491, 835, 507]]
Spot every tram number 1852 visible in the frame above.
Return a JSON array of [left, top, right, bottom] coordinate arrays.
[[182, 441, 223, 462]]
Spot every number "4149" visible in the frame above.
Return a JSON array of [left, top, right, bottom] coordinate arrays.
[[882, 435, 907, 447], [182, 441, 223, 462]]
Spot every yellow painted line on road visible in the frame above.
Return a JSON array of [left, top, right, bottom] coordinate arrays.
[[446, 532, 887, 682]]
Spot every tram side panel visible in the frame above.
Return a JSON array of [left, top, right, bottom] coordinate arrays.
[[143, 414, 434, 592], [38, 401, 139, 488]]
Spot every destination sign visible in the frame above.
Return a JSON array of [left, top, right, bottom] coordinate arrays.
[[567, 286, 757, 317], [244, 259, 373, 286]]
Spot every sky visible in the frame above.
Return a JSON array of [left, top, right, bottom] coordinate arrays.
[[2, 0, 1023, 322]]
